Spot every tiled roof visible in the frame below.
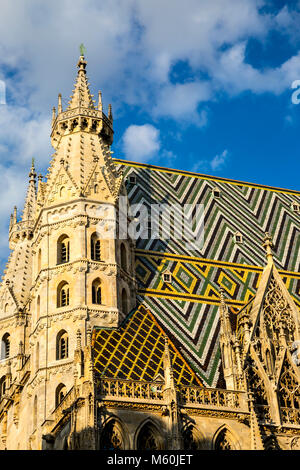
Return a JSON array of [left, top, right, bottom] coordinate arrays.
[[93, 304, 202, 386], [111, 160, 300, 387]]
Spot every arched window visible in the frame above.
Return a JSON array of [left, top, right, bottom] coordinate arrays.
[[214, 428, 234, 450], [137, 422, 163, 450], [120, 243, 127, 271], [37, 248, 41, 274], [35, 342, 39, 372], [91, 233, 101, 261], [4, 303, 8, 314], [60, 186, 65, 198], [33, 395, 37, 430], [121, 289, 128, 315], [1, 333, 10, 360], [57, 235, 70, 264], [57, 281, 69, 308], [56, 330, 68, 360], [0, 376, 6, 399], [100, 419, 125, 450], [182, 424, 203, 450], [94, 184, 99, 194], [55, 383, 67, 408], [37, 295, 40, 320], [92, 278, 102, 305]]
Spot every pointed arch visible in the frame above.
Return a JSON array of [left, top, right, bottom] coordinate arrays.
[[213, 425, 239, 450], [55, 383, 67, 408], [1, 333, 10, 360], [99, 417, 127, 450], [135, 419, 164, 450], [56, 330, 69, 360], [278, 356, 300, 426], [246, 359, 271, 423], [57, 234, 70, 264], [182, 423, 206, 450], [57, 281, 69, 307], [92, 278, 102, 305], [91, 233, 101, 261]]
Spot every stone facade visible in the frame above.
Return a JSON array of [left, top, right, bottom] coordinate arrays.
[[0, 55, 299, 450]]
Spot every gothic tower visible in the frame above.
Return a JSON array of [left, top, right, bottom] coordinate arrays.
[[0, 55, 136, 449]]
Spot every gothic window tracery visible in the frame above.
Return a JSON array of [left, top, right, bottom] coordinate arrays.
[[246, 362, 270, 422], [100, 420, 125, 450], [246, 364, 268, 406], [263, 276, 296, 348], [278, 359, 300, 425], [214, 428, 234, 450], [182, 424, 202, 450], [136, 422, 162, 450]]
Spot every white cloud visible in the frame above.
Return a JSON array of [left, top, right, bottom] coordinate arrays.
[[192, 149, 229, 173], [153, 81, 211, 124], [0, 0, 299, 270], [122, 124, 160, 162], [211, 149, 229, 170]]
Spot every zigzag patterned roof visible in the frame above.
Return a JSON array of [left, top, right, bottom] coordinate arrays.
[[93, 304, 201, 386], [111, 159, 300, 388]]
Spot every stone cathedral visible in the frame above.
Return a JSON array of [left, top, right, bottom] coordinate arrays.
[[0, 55, 299, 451]]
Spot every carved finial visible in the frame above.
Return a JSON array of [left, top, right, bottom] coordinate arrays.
[[76, 329, 82, 349], [29, 159, 36, 182], [98, 91, 102, 112], [58, 93, 62, 114], [77, 53, 87, 74], [220, 287, 225, 306], [38, 174, 43, 182], [262, 232, 273, 266], [87, 324, 92, 346]]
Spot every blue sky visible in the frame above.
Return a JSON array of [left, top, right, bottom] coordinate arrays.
[[0, 0, 300, 269]]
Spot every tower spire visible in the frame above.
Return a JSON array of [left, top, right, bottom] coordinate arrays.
[[262, 232, 274, 266], [21, 160, 37, 222], [67, 52, 95, 110]]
